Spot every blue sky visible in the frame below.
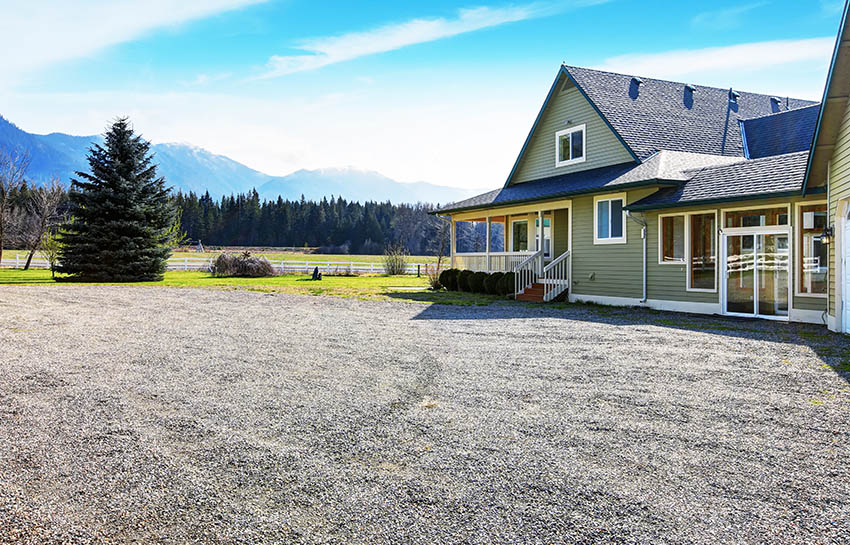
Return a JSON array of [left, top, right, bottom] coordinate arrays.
[[0, 0, 845, 190]]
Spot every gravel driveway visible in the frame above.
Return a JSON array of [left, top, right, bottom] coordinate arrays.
[[0, 285, 848, 544]]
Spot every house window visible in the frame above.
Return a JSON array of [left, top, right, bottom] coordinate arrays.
[[660, 215, 685, 263], [512, 220, 528, 252], [724, 207, 788, 228], [799, 204, 827, 295], [555, 124, 586, 167], [689, 213, 716, 290], [594, 195, 625, 244]]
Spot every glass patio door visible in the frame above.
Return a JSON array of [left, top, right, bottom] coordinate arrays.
[[724, 232, 789, 319]]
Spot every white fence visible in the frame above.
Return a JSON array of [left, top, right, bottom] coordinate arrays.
[[0, 254, 431, 275]]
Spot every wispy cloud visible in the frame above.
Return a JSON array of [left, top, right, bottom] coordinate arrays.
[[255, 1, 607, 79], [691, 2, 768, 30], [820, 0, 846, 16], [596, 37, 834, 81], [182, 72, 233, 87], [0, 0, 266, 87]]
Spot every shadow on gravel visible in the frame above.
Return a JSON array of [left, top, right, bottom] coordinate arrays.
[[409, 300, 850, 384]]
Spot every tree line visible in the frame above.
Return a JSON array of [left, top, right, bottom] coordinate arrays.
[[173, 190, 448, 255]]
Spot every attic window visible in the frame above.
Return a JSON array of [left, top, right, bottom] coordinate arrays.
[[555, 124, 586, 167]]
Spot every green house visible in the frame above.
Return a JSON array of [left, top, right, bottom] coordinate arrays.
[[434, 8, 850, 326]]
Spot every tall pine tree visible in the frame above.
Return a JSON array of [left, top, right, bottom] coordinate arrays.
[[59, 118, 176, 281]]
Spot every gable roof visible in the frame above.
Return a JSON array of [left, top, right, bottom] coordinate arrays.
[[803, 0, 850, 194], [503, 65, 817, 188], [436, 151, 740, 214], [740, 104, 820, 159], [627, 151, 811, 210], [565, 66, 816, 161]]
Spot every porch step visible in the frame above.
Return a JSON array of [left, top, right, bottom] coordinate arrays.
[[517, 283, 545, 302]]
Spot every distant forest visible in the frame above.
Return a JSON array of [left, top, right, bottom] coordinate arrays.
[[174, 190, 451, 256]]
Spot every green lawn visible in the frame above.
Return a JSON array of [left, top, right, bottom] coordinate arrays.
[[0, 269, 497, 305], [5, 250, 440, 265]]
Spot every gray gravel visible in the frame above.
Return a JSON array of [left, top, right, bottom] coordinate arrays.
[[0, 285, 849, 544]]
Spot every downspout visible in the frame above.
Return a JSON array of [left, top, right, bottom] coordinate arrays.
[[626, 211, 648, 303]]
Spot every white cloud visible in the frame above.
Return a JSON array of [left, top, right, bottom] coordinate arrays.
[[691, 2, 767, 30], [820, 0, 845, 16], [0, 0, 265, 86], [595, 37, 835, 98], [256, 1, 607, 78], [182, 72, 233, 87]]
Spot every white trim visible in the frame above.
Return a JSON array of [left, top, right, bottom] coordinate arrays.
[[657, 212, 686, 265], [839, 199, 850, 333], [569, 293, 644, 307], [685, 209, 719, 293], [510, 218, 529, 253], [789, 308, 828, 325], [794, 200, 828, 299], [646, 299, 721, 315], [593, 193, 627, 245], [720, 203, 791, 228], [534, 213, 553, 259], [554, 124, 587, 168]]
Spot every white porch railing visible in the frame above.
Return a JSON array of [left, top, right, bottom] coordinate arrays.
[[542, 250, 571, 302], [453, 251, 533, 273], [514, 249, 543, 298]]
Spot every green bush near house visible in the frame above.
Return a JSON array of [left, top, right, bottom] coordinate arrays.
[[499, 272, 515, 296], [458, 269, 474, 292], [470, 271, 488, 293], [439, 268, 460, 291], [484, 272, 504, 295]]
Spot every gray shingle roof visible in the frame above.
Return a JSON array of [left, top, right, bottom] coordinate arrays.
[[435, 151, 740, 214], [741, 104, 820, 159], [564, 66, 816, 161], [627, 151, 810, 210]]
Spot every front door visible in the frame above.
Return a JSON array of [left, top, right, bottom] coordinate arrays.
[[723, 231, 790, 319]]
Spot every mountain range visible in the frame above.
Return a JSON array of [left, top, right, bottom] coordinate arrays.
[[0, 115, 475, 205]]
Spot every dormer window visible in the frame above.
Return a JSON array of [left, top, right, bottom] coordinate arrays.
[[555, 124, 586, 167]]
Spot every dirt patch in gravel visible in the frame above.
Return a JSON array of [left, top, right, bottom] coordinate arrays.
[[0, 285, 848, 544]]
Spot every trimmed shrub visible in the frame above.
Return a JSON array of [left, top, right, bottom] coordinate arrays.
[[470, 271, 488, 293], [211, 252, 276, 277], [439, 268, 459, 291], [499, 271, 516, 296], [458, 269, 475, 292], [484, 272, 504, 295]]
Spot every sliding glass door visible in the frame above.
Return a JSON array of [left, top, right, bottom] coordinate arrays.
[[723, 231, 789, 319]]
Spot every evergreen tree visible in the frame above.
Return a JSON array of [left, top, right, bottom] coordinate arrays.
[[59, 118, 176, 281]]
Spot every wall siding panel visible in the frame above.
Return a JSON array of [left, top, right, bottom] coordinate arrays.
[[511, 77, 634, 184], [828, 99, 850, 316]]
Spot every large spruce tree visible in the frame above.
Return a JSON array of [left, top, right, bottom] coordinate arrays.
[[59, 118, 176, 281]]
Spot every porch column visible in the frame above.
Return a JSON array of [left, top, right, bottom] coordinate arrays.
[[485, 216, 491, 272], [538, 210, 544, 253], [450, 219, 456, 268]]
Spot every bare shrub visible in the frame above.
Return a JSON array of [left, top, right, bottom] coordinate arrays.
[[382, 244, 408, 275], [211, 252, 276, 277], [425, 264, 442, 290]]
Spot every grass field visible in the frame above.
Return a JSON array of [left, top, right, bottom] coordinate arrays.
[[0, 269, 498, 305], [3, 250, 441, 264]]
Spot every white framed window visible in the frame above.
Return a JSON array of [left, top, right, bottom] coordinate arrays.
[[511, 219, 529, 252], [555, 124, 586, 168], [593, 194, 626, 245], [795, 201, 828, 298], [535, 217, 552, 258], [658, 214, 685, 264], [685, 210, 718, 292]]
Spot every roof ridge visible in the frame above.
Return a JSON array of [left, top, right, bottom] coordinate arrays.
[[562, 64, 818, 105], [739, 103, 821, 122]]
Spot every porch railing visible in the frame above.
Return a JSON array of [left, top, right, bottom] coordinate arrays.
[[542, 250, 571, 302], [514, 250, 543, 298], [453, 251, 534, 273]]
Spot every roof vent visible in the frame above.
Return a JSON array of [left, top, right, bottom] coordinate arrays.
[[632, 76, 642, 85], [685, 84, 696, 93], [729, 89, 741, 102], [770, 96, 781, 104]]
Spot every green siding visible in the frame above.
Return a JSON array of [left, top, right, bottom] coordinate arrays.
[[828, 99, 850, 315], [511, 77, 634, 184], [553, 208, 569, 257], [570, 189, 653, 299]]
